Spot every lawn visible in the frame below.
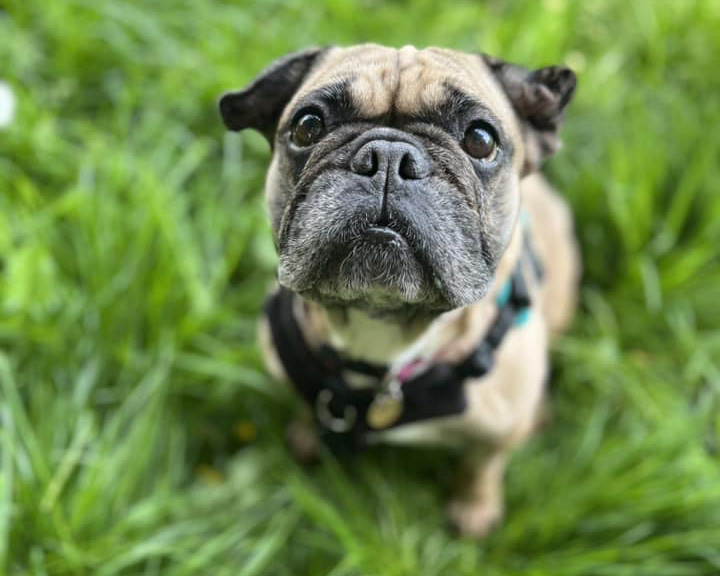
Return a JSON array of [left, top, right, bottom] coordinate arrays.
[[1, 0, 720, 574]]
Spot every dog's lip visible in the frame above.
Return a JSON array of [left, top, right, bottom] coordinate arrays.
[[364, 226, 406, 245]]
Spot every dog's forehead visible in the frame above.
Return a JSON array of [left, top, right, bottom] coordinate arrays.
[[285, 45, 519, 132]]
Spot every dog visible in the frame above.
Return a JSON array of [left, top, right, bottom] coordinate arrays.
[[219, 44, 580, 537]]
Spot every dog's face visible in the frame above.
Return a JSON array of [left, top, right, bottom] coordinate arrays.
[[220, 45, 575, 316]]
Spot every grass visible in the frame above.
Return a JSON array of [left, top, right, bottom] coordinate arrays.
[[1, 0, 719, 573]]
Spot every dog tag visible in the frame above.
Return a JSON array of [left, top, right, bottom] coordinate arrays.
[[367, 383, 404, 430]]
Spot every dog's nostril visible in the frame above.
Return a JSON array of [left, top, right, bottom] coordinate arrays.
[[398, 152, 419, 180], [352, 148, 379, 176], [368, 150, 379, 176]]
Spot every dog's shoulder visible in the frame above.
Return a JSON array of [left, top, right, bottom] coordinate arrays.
[[521, 174, 581, 333]]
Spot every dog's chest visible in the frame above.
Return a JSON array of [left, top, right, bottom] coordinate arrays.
[[364, 309, 548, 447], [290, 272, 547, 448]]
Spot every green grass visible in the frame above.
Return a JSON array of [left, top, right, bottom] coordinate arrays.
[[1, 0, 720, 573]]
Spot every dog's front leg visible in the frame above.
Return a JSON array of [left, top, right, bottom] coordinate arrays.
[[447, 449, 508, 538]]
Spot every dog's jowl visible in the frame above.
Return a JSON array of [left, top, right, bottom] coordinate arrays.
[[219, 44, 580, 537]]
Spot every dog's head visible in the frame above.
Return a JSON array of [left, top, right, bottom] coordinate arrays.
[[220, 45, 576, 317]]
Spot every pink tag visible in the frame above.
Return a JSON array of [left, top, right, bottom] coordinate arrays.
[[395, 359, 426, 384]]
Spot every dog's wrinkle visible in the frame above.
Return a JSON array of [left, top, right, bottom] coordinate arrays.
[[402, 122, 481, 209], [386, 50, 401, 126], [278, 127, 367, 249]]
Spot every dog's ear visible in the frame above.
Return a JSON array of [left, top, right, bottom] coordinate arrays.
[[219, 47, 328, 141], [482, 54, 577, 173]]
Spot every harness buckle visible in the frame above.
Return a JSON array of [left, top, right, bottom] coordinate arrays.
[[315, 389, 357, 433]]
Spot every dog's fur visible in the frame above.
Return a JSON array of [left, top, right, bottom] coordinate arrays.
[[220, 44, 580, 537]]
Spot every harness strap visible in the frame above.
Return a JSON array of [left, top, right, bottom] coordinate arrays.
[[263, 287, 339, 406]]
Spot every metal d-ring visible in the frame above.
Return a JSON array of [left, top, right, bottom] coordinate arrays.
[[315, 389, 357, 433]]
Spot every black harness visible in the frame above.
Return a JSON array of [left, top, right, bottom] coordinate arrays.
[[265, 235, 542, 452]]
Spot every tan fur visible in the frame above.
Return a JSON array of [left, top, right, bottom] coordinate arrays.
[[257, 46, 580, 537], [523, 173, 582, 332]]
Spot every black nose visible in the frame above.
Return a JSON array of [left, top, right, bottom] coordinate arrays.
[[350, 140, 430, 182]]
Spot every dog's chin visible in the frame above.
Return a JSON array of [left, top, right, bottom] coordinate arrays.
[[279, 229, 452, 318]]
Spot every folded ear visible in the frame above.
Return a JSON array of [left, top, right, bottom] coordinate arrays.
[[219, 47, 328, 141], [482, 54, 577, 173]]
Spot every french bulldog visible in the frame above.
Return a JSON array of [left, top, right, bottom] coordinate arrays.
[[219, 44, 580, 537]]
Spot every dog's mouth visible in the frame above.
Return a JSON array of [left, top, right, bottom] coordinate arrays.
[[322, 213, 424, 267], [331, 218, 426, 282], [280, 214, 443, 314], [363, 226, 407, 246]]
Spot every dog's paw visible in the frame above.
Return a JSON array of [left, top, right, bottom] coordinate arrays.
[[447, 495, 504, 539], [286, 419, 321, 464]]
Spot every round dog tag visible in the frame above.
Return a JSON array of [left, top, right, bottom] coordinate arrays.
[[367, 391, 404, 430]]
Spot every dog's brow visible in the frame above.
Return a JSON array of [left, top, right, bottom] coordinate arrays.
[[399, 83, 502, 133], [317, 81, 353, 104], [444, 86, 484, 114], [296, 80, 354, 113], [436, 84, 496, 121]]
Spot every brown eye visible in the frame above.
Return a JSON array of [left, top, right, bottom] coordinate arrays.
[[292, 112, 325, 147], [464, 123, 498, 161]]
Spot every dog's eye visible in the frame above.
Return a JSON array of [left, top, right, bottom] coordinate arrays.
[[292, 112, 326, 147], [463, 123, 498, 161]]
